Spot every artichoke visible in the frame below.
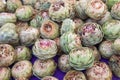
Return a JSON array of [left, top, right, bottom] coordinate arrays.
[[85, 18, 97, 23], [86, 61, 112, 80], [102, 19, 120, 40], [22, 0, 37, 7], [61, 18, 75, 35], [6, 0, 22, 12], [0, 23, 19, 45], [0, 67, 11, 80], [32, 39, 57, 60], [69, 47, 94, 70], [0, 44, 16, 67], [58, 54, 72, 72], [19, 26, 40, 46], [15, 46, 31, 61], [12, 60, 32, 80], [15, 6, 33, 21], [42, 76, 58, 80], [64, 70, 86, 80], [85, 0, 107, 20], [60, 31, 81, 54], [99, 40, 116, 59], [40, 19, 60, 39], [0, 1, 6, 12], [78, 22, 104, 46], [111, 2, 120, 20], [109, 55, 120, 78], [113, 38, 120, 54], [0, 13, 16, 26], [49, 0, 71, 22], [33, 59, 57, 78]]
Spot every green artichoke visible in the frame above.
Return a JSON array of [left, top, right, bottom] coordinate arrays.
[[0, 13, 16, 26], [111, 2, 120, 20], [85, 0, 107, 20], [64, 70, 87, 80], [0, 1, 6, 12], [32, 39, 57, 60], [15, 6, 33, 21], [6, 0, 22, 12], [109, 55, 120, 78], [33, 59, 57, 78], [60, 31, 81, 54], [113, 38, 120, 54], [102, 19, 120, 40], [86, 61, 112, 80], [79, 22, 104, 46], [0, 67, 11, 80], [60, 18, 75, 35], [22, 0, 37, 7], [15, 46, 31, 62], [58, 54, 72, 72], [40, 19, 60, 39], [12, 60, 32, 80], [0, 44, 16, 67], [42, 76, 58, 80], [69, 47, 94, 70]]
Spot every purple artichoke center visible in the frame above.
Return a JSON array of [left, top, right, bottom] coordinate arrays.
[[15, 63, 25, 70], [66, 71, 79, 79], [40, 40, 52, 48], [91, 0, 102, 9], [53, 1, 64, 11], [44, 24, 52, 33], [41, 10, 49, 18]]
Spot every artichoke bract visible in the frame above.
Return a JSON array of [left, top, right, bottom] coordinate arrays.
[[0, 67, 11, 80], [15, 6, 33, 21], [109, 55, 120, 78], [42, 76, 58, 80], [19, 26, 40, 46], [58, 54, 72, 72], [102, 19, 120, 40], [0, 13, 16, 26], [60, 32, 81, 54], [32, 39, 57, 60], [79, 22, 103, 46], [6, 0, 22, 12], [12, 60, 32, 80], [64, 70, 87, 80], [74, 0, 88, 20], [99, 40, 116, 59], [85, 0, 107, 20], [33, 59, 57, 78], [15, 46, 31, 62], [69, 47, 94, 70], [111, 2, 120, 20], [40, 19, 60, 39], [0, 44, 16, 67], [113, 38, 120, 54], [49, 0, 71, 22], [61, 18, 75, 35], [0, 1, 6, 12], [86, 62, 112, 80], [0, 23, 19, 45], [22, 0, 37, 7]]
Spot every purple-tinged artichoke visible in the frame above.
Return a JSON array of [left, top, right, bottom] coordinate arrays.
[[32, 39, 57, 60], [12, 60, 32, 80], [111, 2, 120, 20], [0, 44, 16, 67], [86, 61, 112, 80], [49, 0, 71, 22], [0, 23, 19, 45], [6, 0, 22, 12], [33, 59, 57, 78], [42, 76, 58, 80], [60, 31, 81, 54], [15, 6, 33, 21], [109, 55, 120, 78], [64, 70, 86, 80], [19, 26, 40, 46], [22, 0, 37, 7], [69, 47, 94, 70], [15, 46, 31, 62], [79, 22, 103, 46], [85, 0, 107, 20], [0, 1, 6, 12], [99, 40, 116, 59], [40, 19, 60, 39], [113, 38, 120, 55], [102, 19, 120, 40], [58, 54, 72, 72], [0, 13, 16, 26], [0, 67, 11, 80]]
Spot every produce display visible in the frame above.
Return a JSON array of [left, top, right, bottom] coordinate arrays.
[[0, 0, 120, 80]]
